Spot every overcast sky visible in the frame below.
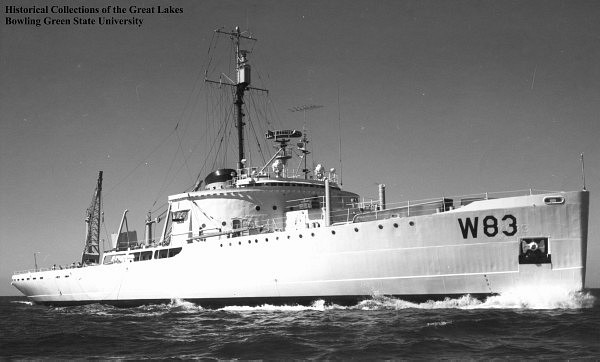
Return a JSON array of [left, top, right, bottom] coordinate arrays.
[[1, 0, 599, 295]]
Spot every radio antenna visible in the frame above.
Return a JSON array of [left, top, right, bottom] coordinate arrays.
[[337, 84, 343, 186], [289, 104, 323, 179], [581, 153, 587, 191]]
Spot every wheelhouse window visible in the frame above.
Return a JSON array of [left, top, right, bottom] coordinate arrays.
[[168, 247, 182, 257], [171, 210, 189, 223], [132, 251, 153, 262], [103, 253, 126, 264], [154, 247, 182, 259], [155, 249, 169, 259]]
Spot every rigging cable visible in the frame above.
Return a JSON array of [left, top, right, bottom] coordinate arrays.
[[186, 87, 234, 191], [247, 94, 268, 165], [103, 123, 179, 198], [152, 122, 183, 208], [175, 123, 194, 181]]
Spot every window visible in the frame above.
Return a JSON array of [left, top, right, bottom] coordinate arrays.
[[155, 249, 169, 259], [172, 210, 189, 223], [168, 247, 182, 257], [103, 254, 119, 264], [132, 251, 153, 262]]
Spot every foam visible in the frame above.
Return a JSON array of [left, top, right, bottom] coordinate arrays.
[[217, 288, 595, 312], [356, 288, 595, 310], [219, 299, 335, 312], [10, 300, 33, 306]]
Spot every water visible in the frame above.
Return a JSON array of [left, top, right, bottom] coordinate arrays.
[[1, 290, 599, 359]]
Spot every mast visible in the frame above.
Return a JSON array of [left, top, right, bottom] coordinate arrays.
[[233, 28, 249, 170], [81, 171, 103, 264], [208, 27, 267, 170]]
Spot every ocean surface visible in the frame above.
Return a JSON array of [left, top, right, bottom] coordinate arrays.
[[1, 289, 599, 359]]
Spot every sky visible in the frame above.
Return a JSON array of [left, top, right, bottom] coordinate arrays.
[[1, 0, 599, 295]]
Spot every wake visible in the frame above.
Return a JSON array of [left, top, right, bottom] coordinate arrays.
[[10, 300, 34, 306], [358, 288, 596, 310], [33, 288, 596, 313], [213, 288, 595, 311]]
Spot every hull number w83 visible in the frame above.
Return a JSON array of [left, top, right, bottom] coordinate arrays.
[[458, 215, 517, 239]]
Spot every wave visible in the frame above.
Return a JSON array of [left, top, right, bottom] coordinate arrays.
[[219, 299, 332, 312], [167, 298, 204, 311], [215, 288, 595, 312], [32, 288, 596, 315], [355, 288, 596, 310], [474, 287, 596, 309], [10, 300, 33, 305]]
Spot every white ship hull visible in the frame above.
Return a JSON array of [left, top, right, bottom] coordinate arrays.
[[12, 190, 589, 307]]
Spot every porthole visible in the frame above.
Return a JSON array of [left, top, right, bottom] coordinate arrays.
[[409, 221, 415, 226], [354, 227, 359, 232], [255, 206, 261, 211], [378, 224, 383, 229], [394, 223, 398, 228], [229, 243, 232, 246], [331, 230, 336, 235], [311, 233, 315, 237], [265, 238, 269, 242], [276, 236, 279, 240], [220, 244, 223, 247], [255, 239, 258, 243], [287, 235, 291, 239], [272, 205, 277, 210], [222, 221, 227, 226], [248, 240, 252, 244], [238, 241, 241, 245], [299, 234, 303, 238], [202, 223, 206, 228]]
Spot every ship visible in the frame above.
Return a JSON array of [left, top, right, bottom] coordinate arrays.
[[11, 27, 590, 307]]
